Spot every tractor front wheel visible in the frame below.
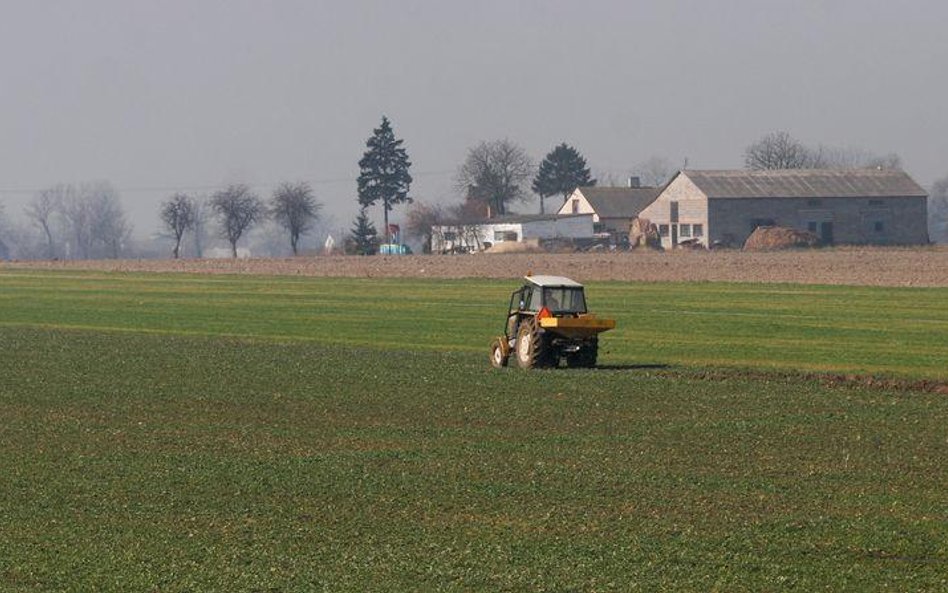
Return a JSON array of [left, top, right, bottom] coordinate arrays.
[[489, 337, 508, 368]]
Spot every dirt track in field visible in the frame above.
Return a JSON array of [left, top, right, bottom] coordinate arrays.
[[5, 246, 948, 287]]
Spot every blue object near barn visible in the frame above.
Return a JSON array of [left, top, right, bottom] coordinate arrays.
[[379, 243, 411, 255]]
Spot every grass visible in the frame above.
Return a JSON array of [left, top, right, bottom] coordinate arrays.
[[0, 269, 946, 379], [0, 269, 946, 591]]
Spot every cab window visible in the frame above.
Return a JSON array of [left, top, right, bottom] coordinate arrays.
[[527, 288, 544, 311], [543, 287, 586, 313]]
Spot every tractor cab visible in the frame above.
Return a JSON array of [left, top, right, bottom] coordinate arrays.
[[505, 276, 586, 338], [491, 275, 616, 369]]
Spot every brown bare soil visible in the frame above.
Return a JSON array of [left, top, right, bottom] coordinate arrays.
[[5, 245, 948, 287]]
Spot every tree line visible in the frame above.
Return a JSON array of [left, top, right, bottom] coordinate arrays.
[[160, 182, 321, 259], [1, 125, 946, 260]]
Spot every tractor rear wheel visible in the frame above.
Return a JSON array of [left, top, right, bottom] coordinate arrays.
[[566, 337, 598, 368], [489, 337, 508, 368], [516, 321, 553, 369]]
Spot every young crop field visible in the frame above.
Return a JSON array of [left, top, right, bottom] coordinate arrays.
[[0, 269, 946, 591]]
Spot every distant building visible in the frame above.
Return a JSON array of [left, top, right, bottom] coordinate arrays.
[[558, 181, 661, 235], [638, 168, 929, 249], [431, 213, 594, 253]]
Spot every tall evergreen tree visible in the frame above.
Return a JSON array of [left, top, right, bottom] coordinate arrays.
[[357, 116, 412, 243], [348, 207, 379, 255], [532, 143, 595, 214]]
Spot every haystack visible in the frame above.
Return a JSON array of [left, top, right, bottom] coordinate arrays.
[[743, 226, 820, 251], [484, 238, 546, 254], [628, 217, 662, 249]]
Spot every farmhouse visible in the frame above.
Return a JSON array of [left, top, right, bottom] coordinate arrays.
[[431, 213, 594, 253], [558, 182, 661, 235], [638, 168, 929, 249]]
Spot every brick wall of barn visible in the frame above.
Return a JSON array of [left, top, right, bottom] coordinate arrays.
[[708, 196, 930, 247]]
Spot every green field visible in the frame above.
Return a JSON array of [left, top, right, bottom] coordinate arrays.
[[0, 269, 946, 591], [2, 270, 946, 379]]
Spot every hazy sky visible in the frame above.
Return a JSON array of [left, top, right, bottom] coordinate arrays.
[[2, 0, 947, 237]]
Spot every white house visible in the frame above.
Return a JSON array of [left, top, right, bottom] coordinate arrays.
[[431, 213, 595, 253], [558, 184, 660, 234]]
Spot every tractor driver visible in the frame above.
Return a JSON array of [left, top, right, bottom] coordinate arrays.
[[545, 289, 560, 312]]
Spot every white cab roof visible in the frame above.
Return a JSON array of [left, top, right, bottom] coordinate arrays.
[[524, 275, 583, 288]]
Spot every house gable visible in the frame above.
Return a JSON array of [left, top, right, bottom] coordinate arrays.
[[559, 186, 661, 232], [558, 189, 599, 221]]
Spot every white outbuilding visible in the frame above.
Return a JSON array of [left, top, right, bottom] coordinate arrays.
[[431, 213, 595, 253]]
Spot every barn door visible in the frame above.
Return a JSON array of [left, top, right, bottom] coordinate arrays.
[[820, 222, 834, 245]]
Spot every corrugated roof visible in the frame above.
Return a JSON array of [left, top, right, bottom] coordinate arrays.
[[682, 169, 928, 199], [575, 186, 661, 218]]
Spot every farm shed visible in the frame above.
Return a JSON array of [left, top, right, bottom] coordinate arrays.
[[431, 213, 594, 253], [638, 168, 930, 248], [558, 184, 661, 234]]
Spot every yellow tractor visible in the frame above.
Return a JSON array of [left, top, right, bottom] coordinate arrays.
[[490, 275, 616, 369]]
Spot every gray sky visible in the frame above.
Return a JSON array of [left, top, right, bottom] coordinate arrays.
[[2, 0, 947, 237]]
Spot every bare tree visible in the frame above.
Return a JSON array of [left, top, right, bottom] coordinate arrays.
[[57, 181, 130, 259], [745, 131, 814, 170], [404, 200, 446, 253], [635, 156, 674, 186], [270, 181, 321, 255], [160, 193, 196, 259], [210, 184, 264, 258], [87, 182, 130, 259], [746, 132, 903, 172], [456, 139, 534, 216], [25, 186, 68, 258], [60, 187, 91, 259], [810, 146, 903, 170], [189, 198, 211, 258]]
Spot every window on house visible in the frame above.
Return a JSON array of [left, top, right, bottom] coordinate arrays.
[[571, 199, 579, 214], [493, 230, 517, 242], [807, 221, 818, 233], [670, 201, 680, 222], [874, 221, 885, 233], [693, 224, 704, 237], [443, 231, 457, 242], [679, 224, 692, 237], [658, 224, 669, 237]]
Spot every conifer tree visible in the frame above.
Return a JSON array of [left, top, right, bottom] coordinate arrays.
[[348, 207, 379, 255], [532, 143, 595, 213], [357, 116, 412, 243]]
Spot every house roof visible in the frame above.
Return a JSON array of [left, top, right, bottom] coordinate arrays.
[[574, 186, 661, 218], [680, 168, 928, 199], [438, 213, 593, 226]]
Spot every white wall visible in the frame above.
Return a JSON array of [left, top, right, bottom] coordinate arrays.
[[432, 215, 594, 252], [639, 173, 709, 248]]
